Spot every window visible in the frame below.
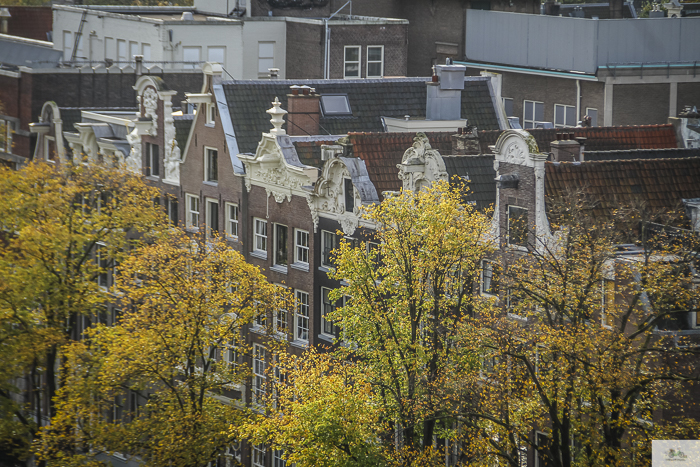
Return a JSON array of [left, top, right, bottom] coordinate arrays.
[[183, 46, 201, 69], [252, 344, 266, 404], [204, 147, 218, 183], [274, 449, 287, 467], [294, 229, 309, 265], [206, 199, 219, 238], [141, 43, 151, 63], [274, 224, 288, 267], [44, 136, 56, 162], [554, 104, 576, 128], [129, 42, 138, 62], [207, 46, 225, 67], [206, 103, 216, 126], [586, 108, 598, 127], [252, 443, 266, 467], [480, 260, 498, 296], [344, 178, 355, 213], [62, 31, 72, 61], [0, 119, 13, 153], [502, 97, 514, 117], [321, 230, 337, 268], [223, 340, 238, 368], [321, 287, 341, 337], [258, 42, 275, 75], [186, 194, 199, 230], [146, 143, 159, 177], [96, 243, 109, 289], [225, 203, 238, 238], [104, 37, 114, 60], [367, 45, 384, 78], [601, 279, 615, 328], [344, 46, 361, 78], [535, 432, 553, 467], [117, 39, 127, 63], [523, 100, 544, 129], [507, 205, 528, 247], [166, 197, 178, 225], [254, 218, 267, 254], [319, 94, 352, 117], [295, 290, 309, 342]]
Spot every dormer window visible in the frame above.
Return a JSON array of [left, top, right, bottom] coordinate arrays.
[[206, 103, 216, 126]]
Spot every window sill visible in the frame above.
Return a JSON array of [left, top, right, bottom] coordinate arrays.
[[507, 244, 529, 253], [250, 250, 267, 261], [270, 264, 288, 274], [203, 180, 218, 186], [317, 333, 336, 344], [290, 262, 309, 272], [250, 325, 266, 335], [146, 175, 161, 181], [507, 313, 527, 322], [226, 235, 239, 242], [290, 339, 309, 349], [205, 123, 215, 128], [186, 227, 200, 233], [318, 265, 335, 274]]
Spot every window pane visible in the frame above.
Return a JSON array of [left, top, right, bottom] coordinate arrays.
[[555, 105, 564, 126], [587, 108, 598, 127], [344, 63, 359, 78], [345, 47, 359, 61], [367, 47, 382, 61], [508, 206, 528, 247], [503, 98, 514, 117], [259, 42, 274, 58], [275, 224, 288, 266], [208, 46, 225, 65], [534, 102, 544, 122], [258, 58, 274, 74], [367, 62, 382, 77], [565, 106, 576, 127], [320, 95, 351, 115], [524, 101, 533, 120]]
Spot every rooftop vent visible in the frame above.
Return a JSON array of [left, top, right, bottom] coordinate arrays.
[[181, 11, 194, 21]]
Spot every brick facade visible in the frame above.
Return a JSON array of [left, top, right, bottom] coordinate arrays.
[[613, 83, 670, 126], [285, 21, 324, 79]]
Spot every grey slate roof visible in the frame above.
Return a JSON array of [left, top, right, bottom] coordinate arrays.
[[442, 155, 497, 211], [220, 77, 501, 155], [173, 114, 194, 156], [584, 147, 700, 161]]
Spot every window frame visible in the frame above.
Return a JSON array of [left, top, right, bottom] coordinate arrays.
[[366, 45, 384, 78], [0, 118, 13, 153], [252, 344, 266, 405], [204, 146, 218, 183], [166, 196, 178, 226], [321, 230, 337, 269], [295, 289, 310, 343], [507, 205, 529, 248], [554, 103, 577, 128], [258, 41, 275, 76], [344, 178, 355, 213], [502, 97, 514, 117], [343, 45, 361, 79], [586, 107, 598, 127], [480, 259, 498, 297], [205, 198, 219, 238], [185, 193, 200, 230], [253, 218, 268, 256], [294, 229, 309, 266], [523, 100, 544, 129], [146, 142, 160, 177], [273, 223, 288, 268], [225, 202, 239, 239], [321, 287, 341, 338]]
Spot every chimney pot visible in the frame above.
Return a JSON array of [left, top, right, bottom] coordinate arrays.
[[290, 85, 300, 96]]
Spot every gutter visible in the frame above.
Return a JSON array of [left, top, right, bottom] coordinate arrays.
[[457, 60, 598, 82]]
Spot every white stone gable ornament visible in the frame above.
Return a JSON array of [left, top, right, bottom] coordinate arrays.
[[397, 132, 447, 192], [267, 97, 287, 135]]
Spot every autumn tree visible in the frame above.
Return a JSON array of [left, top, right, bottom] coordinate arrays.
[[36, 230, 286, 467], [0, 162, 167, 464], [454, 194, 700, 467]]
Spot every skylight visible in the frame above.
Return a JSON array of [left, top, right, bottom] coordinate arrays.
[[320, 94, 352, 117]]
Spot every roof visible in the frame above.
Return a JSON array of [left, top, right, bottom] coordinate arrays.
[[290, 138, 342, 168], [442, 155, 497, 211], [221, 77, 501, 155], [0, 35, 62, 68], [545, 158, 700, 218], [173, 114, 194, 155], [584, 147, 700, 161], [559, 2, 637, 19], [346, 132, 454, 195], [478, 125, 679, 154]]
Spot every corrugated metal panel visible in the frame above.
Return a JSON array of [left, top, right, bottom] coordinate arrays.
[[0, 38, 62, 67], [465, 10, 700, 73]]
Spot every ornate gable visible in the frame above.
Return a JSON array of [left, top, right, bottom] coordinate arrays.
[[397, 132, 448, 192]]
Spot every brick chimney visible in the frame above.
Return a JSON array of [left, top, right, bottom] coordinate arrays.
[[550, 134, 582, 162], [287, 85, 320, 136], [451, 122, 481, 155]]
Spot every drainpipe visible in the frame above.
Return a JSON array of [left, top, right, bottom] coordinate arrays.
[[576, 79, 581, 125], [324, 1, 352, 79]]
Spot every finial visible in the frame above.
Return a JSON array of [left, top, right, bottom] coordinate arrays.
[[266, 97, 287, 135]]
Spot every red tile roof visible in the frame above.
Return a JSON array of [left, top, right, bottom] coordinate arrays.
[[347, 132, 454, 196], [545, 158, 700, 218], [479, 125, 679, 154]]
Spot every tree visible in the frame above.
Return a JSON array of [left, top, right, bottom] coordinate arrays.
[[0, 162, 167, 464], [36, 231, 286, 467], [326, 180, 496, 464], [453, 194, 700, 467]]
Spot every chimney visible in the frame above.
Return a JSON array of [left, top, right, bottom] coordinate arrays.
[[452, 122, 481, 155], [287, 85, 320, 136], [426, 64, 466, 121], [134, 55, 144, 76], [550, 135, 582, 162], [0, 8, 10, 35]]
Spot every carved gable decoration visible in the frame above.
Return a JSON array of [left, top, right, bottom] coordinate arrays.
[[492, 129, 542, 169], [397, 132, 448, 192]]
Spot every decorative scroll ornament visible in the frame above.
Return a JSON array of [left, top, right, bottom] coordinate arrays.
[[142, 87, 158, 136], [125, 128, 142, 174]]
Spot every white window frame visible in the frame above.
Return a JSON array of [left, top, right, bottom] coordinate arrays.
[[252, 344, 266, 405], [294, 229, 309, 266], [0, 118, 13, 154], [225, 203, 239, 239], [273, 223, 288, 268], [554, 103, 577, 128], [586, 107, 598, 127], [343, 45, 361, 79], [273, 449, 287, 467], [258, 41, 275, 76], [366, 45, 384, 78], [207, 45, 225, 67], [141, 43, 151, 63], [205, 198, 219, 238], [204, 146, 218, 183], [117, 39, 127, 63], [295, 289, 310, 343], [205, 102, 216, 126], [44, 135, 56, 162], [253, 218, 268, 256], [523, 100, 544, 129], [480, 259, 497, 297], [186, 194, 199, 230], [321, 230, 337, 268], [182, 46, 201, 70], [62, 31, 72, 61], [146, 142, 159, 177], [321, 287, 340, 338]]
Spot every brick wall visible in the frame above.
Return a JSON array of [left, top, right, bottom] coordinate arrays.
[[287, 94, 321, 136], [327, 23, 408, 79], [285, 21, 324, 79], [497, 162, 537, 249], [613, 83, 670, 126], [6, 6, 53, 42], [677, 82, 700, 116]]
